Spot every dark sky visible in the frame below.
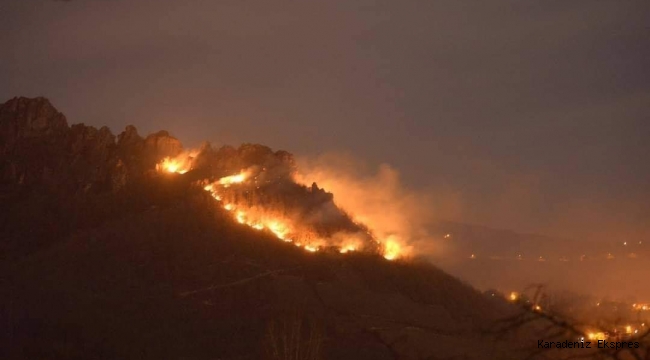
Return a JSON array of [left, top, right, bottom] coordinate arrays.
[[1, 0, 649, 242]]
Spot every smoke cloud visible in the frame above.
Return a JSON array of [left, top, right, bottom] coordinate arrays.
[[294, 153, 438, 258]]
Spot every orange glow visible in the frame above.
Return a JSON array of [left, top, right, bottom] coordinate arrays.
[[509, 292, 519, 301], [383, 238, 402, 260], [236, 211, 246, 224], [587, 332, 607, 341], [218, 172, 247, 186], [293, 159, 425, 261], [157, 151, 199, 174], [155, 150, 441, 261], [205, 170, 412, 259], [199, 172, 335, 255], [159, 157, 189, 174], [158, 154, 419, 260]]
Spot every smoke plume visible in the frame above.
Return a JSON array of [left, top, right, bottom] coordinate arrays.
[[294, 153, 437, 258]]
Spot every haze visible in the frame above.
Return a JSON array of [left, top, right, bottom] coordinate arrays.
[[1, 0, 648, 243]]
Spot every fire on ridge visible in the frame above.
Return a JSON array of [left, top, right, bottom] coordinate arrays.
[[158, 156, 405, 260]]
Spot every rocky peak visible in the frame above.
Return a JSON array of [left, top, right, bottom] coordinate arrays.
[[117, 125, 143, 147], [144, 130, 183, 159], [0, 97, 300, 197], [0, 97, 68, 154], [68, 124, 116, 153], [0, 96, 68, 132], [0, 97, 184, 192]]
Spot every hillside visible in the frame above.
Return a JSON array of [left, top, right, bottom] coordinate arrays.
[[0, 97, 523, 360]]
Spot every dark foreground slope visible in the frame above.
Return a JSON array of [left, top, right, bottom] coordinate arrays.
[[0, 97, 522, 360]]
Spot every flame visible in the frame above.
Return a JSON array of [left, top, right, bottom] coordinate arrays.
[[383, 237, 402, 260], [157, 154, 414, 260], [219, 172, 247, 186], [157, 151, 199, 174], [159, 158, 189, 174], [236, 211, 246, 224], [199, 171, 331, 254], [293, 158, 426, 261], [198, 167, 384, 257]]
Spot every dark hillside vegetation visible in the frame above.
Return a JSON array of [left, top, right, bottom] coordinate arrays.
[[0, 97, 523, 359]]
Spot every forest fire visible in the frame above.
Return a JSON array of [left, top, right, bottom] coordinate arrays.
[[159, 158, 188, 174], [157, 155, 408, 260]]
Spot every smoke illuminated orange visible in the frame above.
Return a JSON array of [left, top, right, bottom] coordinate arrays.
[[158, 156, 408, 260]]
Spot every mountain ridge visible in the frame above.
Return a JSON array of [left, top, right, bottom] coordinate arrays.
[[0, 97, 523, 360]]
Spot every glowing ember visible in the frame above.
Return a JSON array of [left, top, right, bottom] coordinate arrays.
[[509, 292, 519, 301]]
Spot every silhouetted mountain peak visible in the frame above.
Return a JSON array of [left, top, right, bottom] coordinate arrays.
[[0, 96, 520, 360], [0, 97, 187, 192], [0, 96, 67, 150]]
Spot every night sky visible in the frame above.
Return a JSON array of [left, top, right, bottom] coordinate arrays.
[[2, 0, 649, 242]]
